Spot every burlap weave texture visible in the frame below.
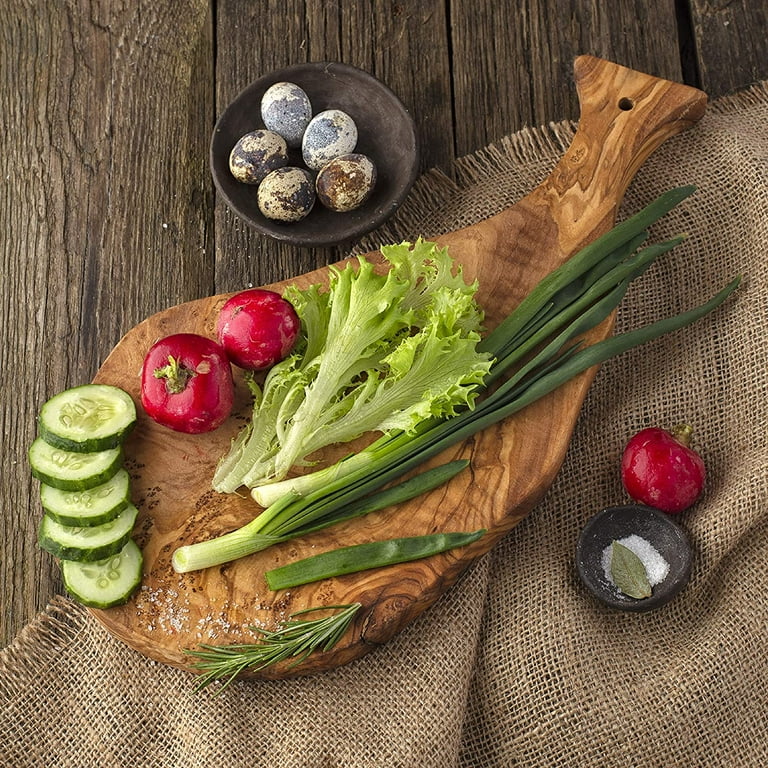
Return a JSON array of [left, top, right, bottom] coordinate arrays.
[[2, 81, 766, 768]]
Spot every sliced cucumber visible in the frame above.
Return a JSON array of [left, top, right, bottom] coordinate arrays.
[[61, 538, 143, 608], [38, 384, 137, 452], [39, 468, 131, 527], [29, 438, 123, 491], [38, 503, 139, 562]]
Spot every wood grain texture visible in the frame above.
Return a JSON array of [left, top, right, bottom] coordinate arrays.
[[0, 0, 212, 644], [686, 0, 767, 97], [2, 0, 767, 649], [449, 0, 684, 156], [88, 58, 706, 678]]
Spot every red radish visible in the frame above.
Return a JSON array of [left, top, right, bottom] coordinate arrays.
[[620, 425, 706, 514], [217, 289, 300, 370], [141, 333, 234, 434]]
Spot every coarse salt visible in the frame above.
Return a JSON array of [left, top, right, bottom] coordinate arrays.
[[601, 533, 670, 588]]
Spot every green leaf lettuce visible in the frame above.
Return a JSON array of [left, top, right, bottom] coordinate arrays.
[[213, 239, 492, 494]]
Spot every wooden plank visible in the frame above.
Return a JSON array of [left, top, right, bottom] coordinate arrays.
[[337, 2, 454, 175], [449, 0, 684, 153], [212, 0, 452, 291], [686, 0, 768, 97], [0, 0, 213, 645]]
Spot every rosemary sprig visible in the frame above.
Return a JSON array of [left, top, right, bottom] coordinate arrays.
[[185, 602, 362, 693]]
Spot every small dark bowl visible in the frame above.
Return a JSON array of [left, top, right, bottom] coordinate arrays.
[[210, 62, 419, 247], [576, 504, 692, 612]]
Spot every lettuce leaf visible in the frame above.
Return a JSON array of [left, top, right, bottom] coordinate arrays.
[[213, 239, 492, 495]]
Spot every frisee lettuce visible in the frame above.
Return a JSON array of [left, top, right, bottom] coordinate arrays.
[[212, 239, 492, 495]]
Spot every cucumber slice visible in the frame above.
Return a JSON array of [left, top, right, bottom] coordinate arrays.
[[38, 504, 139, 562], [61, 538, 143, 608], [40, 469, 131, 527], [38, 384, 137, 452], [29, 438, 123, 491]]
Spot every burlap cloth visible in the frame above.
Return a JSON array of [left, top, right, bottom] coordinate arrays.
[[2, 81, 767, 768]]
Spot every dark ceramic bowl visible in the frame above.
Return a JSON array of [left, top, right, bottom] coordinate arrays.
[[210, 62, 419, 247], [576, 504, 693, 612]]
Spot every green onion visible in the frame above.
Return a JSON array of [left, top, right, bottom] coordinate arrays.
[[479, 184, 696, 359], [257, 276, 739, 537], [172, 185, 741, 574], [265, 529, 486, 590], [172, 460, 470, 573]]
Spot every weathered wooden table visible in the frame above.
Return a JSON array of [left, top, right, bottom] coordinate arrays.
[[2, 0, 766, 646]]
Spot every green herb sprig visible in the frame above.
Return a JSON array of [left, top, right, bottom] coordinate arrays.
[[186, 603, 362, 693]]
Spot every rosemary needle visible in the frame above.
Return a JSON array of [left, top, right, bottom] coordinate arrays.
[[186, 603, 362, 693]]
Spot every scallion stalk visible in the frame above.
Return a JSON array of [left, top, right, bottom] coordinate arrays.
[[172, 459, 470, 572], [172, 185, 741, 574]]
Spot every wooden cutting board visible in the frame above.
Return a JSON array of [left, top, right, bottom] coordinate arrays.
[[90, 56, 706, 679]]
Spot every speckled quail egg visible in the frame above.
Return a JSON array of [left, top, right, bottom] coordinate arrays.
[[229, 129, 288, 185], [257, 167, 316, 222], [315, 153, 377, 212], [260, 82, 313, 148], [301, 109, 358, 171]]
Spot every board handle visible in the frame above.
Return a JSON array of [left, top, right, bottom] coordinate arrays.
[[542, 55, 707, 228]]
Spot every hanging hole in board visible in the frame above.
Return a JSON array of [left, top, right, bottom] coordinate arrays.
[[618, 97, 635, 111]]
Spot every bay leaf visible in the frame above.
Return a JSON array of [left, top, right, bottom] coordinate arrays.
[[610, 540, 652, 599]]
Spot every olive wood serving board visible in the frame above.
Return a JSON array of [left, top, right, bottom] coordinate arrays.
[[91, 56, 706, 679]]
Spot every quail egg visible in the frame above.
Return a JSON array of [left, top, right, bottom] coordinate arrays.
[[302, 109, 358, 171], [316, 153, 377, 212], [260, 82, 313, 148], [257, 167, 316, 222], [229, 129, 288, 185]]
